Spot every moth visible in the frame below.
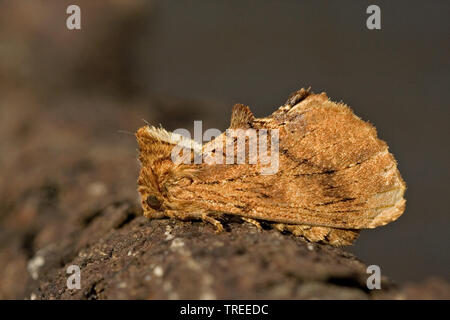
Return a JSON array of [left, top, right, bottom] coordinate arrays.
[[136, 88, 406, 246]]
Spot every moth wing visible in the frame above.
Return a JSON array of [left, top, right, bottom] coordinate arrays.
[[166, 93, 406, 229], [271, 93, 406, 229]]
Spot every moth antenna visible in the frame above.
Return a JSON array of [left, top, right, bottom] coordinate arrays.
[[117, 130, 134, 136]]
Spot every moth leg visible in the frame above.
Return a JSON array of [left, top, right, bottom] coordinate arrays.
[[324, 228, 360, 246], [288, 225, 330, 242], [201, 213, 224, 233], [144, 210, 165, 219], [273, 223, 328, 242], [165, 209, 199, 221], [271, 223, 359, 246], [272, 223, 287, 233], [165, 210, 224, 233], [241, 217, 262, 231]]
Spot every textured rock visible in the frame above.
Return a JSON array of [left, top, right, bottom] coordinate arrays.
[[25, 203, 400, 300]]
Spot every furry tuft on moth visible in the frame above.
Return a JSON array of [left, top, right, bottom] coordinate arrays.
[[136, 88, 406, 246]]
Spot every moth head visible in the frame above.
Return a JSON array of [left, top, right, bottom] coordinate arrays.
[[145, 194, 162, 211]]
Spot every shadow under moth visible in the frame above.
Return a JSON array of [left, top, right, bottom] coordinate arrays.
[[136, 88, 406, 246]]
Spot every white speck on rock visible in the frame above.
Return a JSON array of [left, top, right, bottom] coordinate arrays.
[[30, 293, 37, 300], [168, 292, 180, 300], [153, 266, 164, 277], [163, 281, 180, 299], [199, 291, 216, 300], [164, 225, 174, 241], [27, 255, 45, 280], [170, 238, 185, 250], [213, 241, 224, 247], [307, 243, 314, 251], [87, 182, 107, 197], [117, 282, 127, 288]]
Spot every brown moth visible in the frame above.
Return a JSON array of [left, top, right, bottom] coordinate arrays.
[[136, 88, 406, 246]]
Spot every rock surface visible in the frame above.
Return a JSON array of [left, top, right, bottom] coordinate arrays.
[[25, 206, 399, 300]]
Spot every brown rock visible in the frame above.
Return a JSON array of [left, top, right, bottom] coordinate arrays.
[[25, 203, 400, 300]]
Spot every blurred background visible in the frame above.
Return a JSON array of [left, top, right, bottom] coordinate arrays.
[[0, 0, 448, 298]]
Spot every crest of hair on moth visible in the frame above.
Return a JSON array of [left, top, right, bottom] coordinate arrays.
[[136, 88, 406, 246]]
